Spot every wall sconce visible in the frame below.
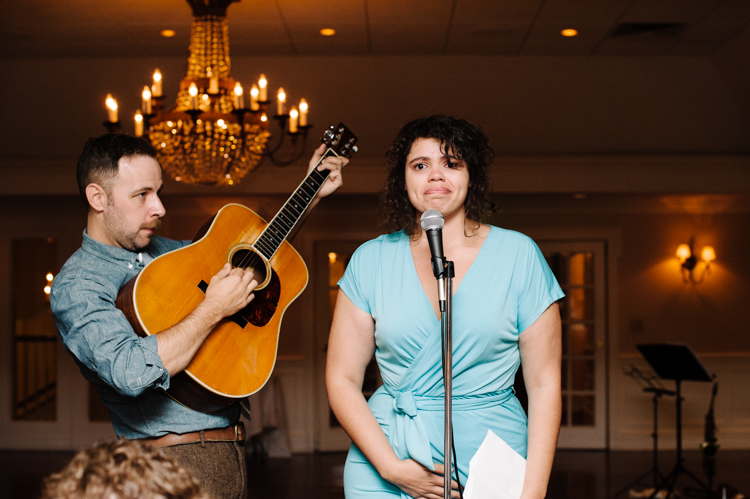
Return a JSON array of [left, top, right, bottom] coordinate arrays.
[[44, 272, 54, 303], [676, 238, 715, 284]]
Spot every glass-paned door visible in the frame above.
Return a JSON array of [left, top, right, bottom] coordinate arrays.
[[540, 241, 607, 449], [12, 239, 58, 422], [314, 240, 379, 451], [2, 233, 115, 450]]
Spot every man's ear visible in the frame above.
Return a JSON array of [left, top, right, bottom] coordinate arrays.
[[85, 184, 108, 212]]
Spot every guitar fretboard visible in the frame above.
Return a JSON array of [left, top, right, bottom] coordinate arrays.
[[252, 154, 333, 260]]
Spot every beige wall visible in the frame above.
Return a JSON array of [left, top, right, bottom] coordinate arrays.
[[486, 194, 750, 353]]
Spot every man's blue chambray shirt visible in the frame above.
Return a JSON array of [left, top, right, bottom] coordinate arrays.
[[51, 230, 239, 439]]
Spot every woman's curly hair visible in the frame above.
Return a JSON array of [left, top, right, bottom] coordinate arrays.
[[381, 115, 495, 236], [41, 439, 208, 499]]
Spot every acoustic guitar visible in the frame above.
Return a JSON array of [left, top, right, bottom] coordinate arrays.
[[116, 123, 358, 413]]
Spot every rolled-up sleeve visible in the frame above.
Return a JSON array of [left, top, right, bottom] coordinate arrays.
[[51, 271, 170, 397]]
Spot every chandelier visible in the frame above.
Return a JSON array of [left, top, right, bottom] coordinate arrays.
[[103, 0, 311, 186]]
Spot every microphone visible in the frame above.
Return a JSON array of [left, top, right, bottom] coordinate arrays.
[[420, 209, 447, 310], [420, 210, 445, 279]]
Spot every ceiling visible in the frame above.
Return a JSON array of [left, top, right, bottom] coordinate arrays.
[[2, 0, 749, 59]]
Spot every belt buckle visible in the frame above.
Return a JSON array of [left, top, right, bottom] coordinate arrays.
[[235, 421, 246, 445]]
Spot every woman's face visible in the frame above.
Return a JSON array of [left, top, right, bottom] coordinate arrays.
[[404, 137, 470, 219]]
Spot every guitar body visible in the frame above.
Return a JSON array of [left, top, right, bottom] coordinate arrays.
[[117, 123, 357, 413], [117, 203, 308, 412]]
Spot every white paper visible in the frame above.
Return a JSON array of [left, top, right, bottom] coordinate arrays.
[[463, 429, 526, 499]]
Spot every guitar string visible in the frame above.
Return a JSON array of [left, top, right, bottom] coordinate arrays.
[[232, 131, 355, 275], [231, 148, 334, 279], [233, 152, 330, 273]]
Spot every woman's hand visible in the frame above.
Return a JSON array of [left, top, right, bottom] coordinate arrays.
[[382, 459, 460, 499]]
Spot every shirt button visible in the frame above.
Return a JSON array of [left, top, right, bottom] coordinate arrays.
[[128, 264, 133, 269]]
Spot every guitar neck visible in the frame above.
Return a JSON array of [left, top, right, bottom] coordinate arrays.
[[252, 149, 338, 260]]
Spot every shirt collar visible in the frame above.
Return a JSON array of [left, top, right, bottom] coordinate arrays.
[[80, 229, 147, 267]]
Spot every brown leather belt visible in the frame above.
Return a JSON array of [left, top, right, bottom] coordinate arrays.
[[140, 422, 245, 448]]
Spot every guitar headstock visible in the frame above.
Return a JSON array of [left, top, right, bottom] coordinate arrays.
[[322, 123, 358, 158]]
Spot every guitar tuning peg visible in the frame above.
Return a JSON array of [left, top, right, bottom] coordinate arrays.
[[351, 145, 358, 154]]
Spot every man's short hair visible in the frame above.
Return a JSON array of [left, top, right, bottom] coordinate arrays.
[[76, 134, 157, 208], [41, 439, 208, 499]]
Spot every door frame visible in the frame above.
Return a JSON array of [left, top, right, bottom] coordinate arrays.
[[308, 231, 379, 452], [0, 228, 115, 450], [536, 240, 606, 448], [525, 226, 621, 450]]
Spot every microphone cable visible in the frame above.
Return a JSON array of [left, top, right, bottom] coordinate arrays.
[[441, 321, 464, 499]]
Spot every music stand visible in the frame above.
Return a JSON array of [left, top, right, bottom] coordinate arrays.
[[637, 343, 714, 499], [614, 365, 674, 498]]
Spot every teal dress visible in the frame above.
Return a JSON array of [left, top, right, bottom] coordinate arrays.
[[337, 226, 564, 498]]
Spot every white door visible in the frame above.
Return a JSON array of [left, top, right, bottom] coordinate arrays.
[[537, 240, 608, 449], [0, 232, 114, 450], [313, 239, 382, 451]]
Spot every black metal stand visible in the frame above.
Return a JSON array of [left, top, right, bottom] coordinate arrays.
[[441, 261, 455, 499], [648, 379, 712, 499], [636, 344, 714, 499], [614, 386, 673, 498]]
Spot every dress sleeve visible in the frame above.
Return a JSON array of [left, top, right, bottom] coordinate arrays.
[[337, 242, 375, 315], [517, 237, 565, 333], [51, 272, 170, 397]]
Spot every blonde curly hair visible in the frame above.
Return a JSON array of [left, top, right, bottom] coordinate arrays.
[[41, 439, 209, 499]]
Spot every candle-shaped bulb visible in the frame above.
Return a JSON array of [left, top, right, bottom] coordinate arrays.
[[260, 113, 268, 122], [233, 82, 244, 110], [142, 86, 152, 114], [258, 74, 268, 101], [289, 106, 299, 133], [105, 94, 118, 123], [134, 111, 144, 137], [152, 69, 163, 97], [188, 82, 198, 110], [250, 84, 259, 111], [277, 88, 286, 115], [299, 98, 308, 127]]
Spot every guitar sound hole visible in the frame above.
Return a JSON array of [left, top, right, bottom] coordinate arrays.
[[231, 249, 267, 284]]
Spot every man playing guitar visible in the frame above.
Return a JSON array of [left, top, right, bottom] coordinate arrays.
[[50, 133, 347, 499]]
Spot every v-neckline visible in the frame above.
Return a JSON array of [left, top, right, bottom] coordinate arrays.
[[406, 227, 492, 322]]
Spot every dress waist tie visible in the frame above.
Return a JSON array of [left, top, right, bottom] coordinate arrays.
[[382, 385, 515, 472]]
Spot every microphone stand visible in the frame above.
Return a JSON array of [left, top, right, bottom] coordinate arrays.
[[440, 261, 455, 499]]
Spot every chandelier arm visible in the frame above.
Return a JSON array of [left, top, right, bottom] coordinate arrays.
[[103, 121, 122, 133], [266, 132, 311, 167], [264, 116, 290, 157]]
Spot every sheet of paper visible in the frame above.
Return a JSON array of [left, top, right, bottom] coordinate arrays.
[[463, 429, 526, 499]]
